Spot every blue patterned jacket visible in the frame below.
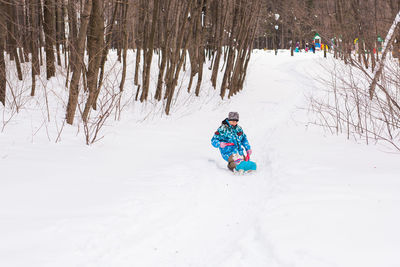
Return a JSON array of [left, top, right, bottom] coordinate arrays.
[[211, 119, 251, 161]]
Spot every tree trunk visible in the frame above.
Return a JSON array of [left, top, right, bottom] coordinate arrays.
[[30, 0, 40, 96], [140, 0, 160, 102], [66, 0, 93, 125], [66, 0, 78, 87], [43, 0, 56, 79], [194, 0, 205, 97], [82, 0, 104, 122], [134, 47, 140, 86], [55, 0, 62, 66], [0, 2, 6, 106], [211, 1, 228, 89], [220, 2, 239, 99], [155, 46, 167, 100], [6, 0, 23, 81], [119, 0, 129, 92], [37, 0, 44, 66]]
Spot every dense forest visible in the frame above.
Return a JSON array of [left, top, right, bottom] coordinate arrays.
[[1, 0, 400, 145]]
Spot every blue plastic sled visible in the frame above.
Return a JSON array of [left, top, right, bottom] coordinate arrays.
[[235, 160, 257, 173]]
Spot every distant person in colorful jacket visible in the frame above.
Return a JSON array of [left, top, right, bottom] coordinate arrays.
[[211, 112, 255, 172], [295, 41, 300, 52]]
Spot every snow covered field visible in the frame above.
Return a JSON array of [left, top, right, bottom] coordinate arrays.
[[1, 51, 400, 267]]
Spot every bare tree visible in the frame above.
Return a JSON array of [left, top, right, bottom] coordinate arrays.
[[0, 1, 6, 106], [139, 0, 159, 102], [29, 0, 40, 96], [82, 0, 104, 122], [66, 0, 92, 125], [43, 0, 56, 79]]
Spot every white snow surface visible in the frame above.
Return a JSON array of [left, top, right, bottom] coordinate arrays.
[[1, 51, 400, 267]]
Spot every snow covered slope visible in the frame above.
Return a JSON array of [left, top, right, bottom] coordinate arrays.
[[1, 51, 400, 267]]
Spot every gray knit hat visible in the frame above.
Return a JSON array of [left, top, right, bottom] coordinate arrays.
[[228, 112, 239, 121]]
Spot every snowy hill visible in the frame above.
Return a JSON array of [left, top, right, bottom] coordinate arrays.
[[1, 51, 400, 267]]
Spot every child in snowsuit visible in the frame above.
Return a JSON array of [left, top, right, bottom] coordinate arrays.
[[211, 112, 255, 172]]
